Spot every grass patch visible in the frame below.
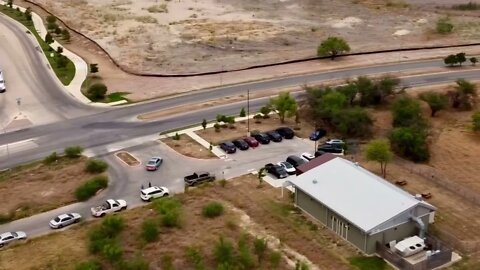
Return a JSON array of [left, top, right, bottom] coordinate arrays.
[[106, 92, 130, 103], [75, 175, 108, 201], [349, 256, 389, 270], [452, 2, 480, 10], [0, 5, 75, 85], [202, 201, 224, 218]]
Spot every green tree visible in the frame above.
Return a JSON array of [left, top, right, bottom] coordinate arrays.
[[87, 83, 108, 101], [365, 139, 392, 178], [354, 76, 377, 106], [269, 92, 297, 123], [471, 57, 478, 66], [332, 107, 373, 137], [419, 91, 448, 117], [90, 63, 99, 74], [391, 96, 424, 128], [376, 76, 401, 102], [57, 55, 68, 68], [62, 29, 71, 41], [449, 78, 477, 110], [24, 7, 32, 21], [259, 106, 271, 118], [45, 32, 54, 44], [201, 119, 207, 130], [436, 17, 454, 34], [336, 82, 358, 106], [473, 111, 480, 132], [444, 54, 458, 66], [258, 167, 266, 186], [317, 36, 351, 60], [456, 52, 467, 66], [239, 107, 246, 117], [390, 127, 429, 162], [7, 0, 13, 8]]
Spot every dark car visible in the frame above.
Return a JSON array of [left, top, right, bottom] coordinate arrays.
[[317, 144, 344, 154], [219, 141, 237, 153], [232, 139, 249, 150], [309, 128, 327, 141], [253, 133, 270, 144], [266, 131, 283, 142], [243, 137, 259, 147], [264, 163, 288, 179], [276, 127, 294, 139], [286, 155, 307, 168], [314, 150, 326, 157]]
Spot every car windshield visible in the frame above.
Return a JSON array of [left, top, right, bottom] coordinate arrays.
[[282, 162, 293, 169], [148, 160, 157, 165], [11, 232, 17, 237]]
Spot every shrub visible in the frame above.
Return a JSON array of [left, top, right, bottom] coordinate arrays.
[[85, 158, 108, 173], [391, 97, 424, 128], [202, 202, 224, 218], [214, 123, 221, 132], [102, 241, 122, 262], [117, 257, 149, 270], [332, 107, 373, 137], [239, 107, 246, 117], [390, 127, 429, 162], [64, 145, 84, 158], [87, 83, 108, 101], [43, 151, 59, 165], [154, 197, 182, 228], [270, 251, 282, 268], [473, 111, 480, 132], [75, 260, 102, 270], [161, 255, 174, 270], [101, 215, 125, 237], [238, 242, 255, 269], [214, 236, 235, 265], [436, 17, 454, 34], [186, 247, 206, 270], [141, 219, 159, 243], [75, 175, 108, 201], [253, 237, 268, 263], [173, 132, 181, 140]]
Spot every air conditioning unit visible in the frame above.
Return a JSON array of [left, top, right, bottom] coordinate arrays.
[[394, 236, 426, 257]]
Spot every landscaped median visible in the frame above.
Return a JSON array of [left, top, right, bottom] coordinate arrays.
[[0, 4, 75, 85], [0, 146, 108, 223]]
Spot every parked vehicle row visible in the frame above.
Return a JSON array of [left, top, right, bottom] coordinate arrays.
[[219, 127, 295, 154]]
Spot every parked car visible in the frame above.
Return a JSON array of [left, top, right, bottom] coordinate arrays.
[[243, 137, 259, 147], [91, 199, 127, 217], [232, 139, 249, 150], [266, 131, 283, 142], [301, 152, 315, 161], [264, 163, 288, 179], [184, 172, 215, 186], [277, 161, 296, 175], [325, 139, 345, 147], [314, 150, 326, 157], [49, 213, 82, 229], [253, 133, 270, 144], [140, 186, 169, 201], [317, 144, 344, 155], [276, 127, 294, 139], [309, 128, 327, 141], [145, 157, 163, 171], [286, 155, 307, 168], [219, 141, 237, 153], [0, 71, 5, 93], [0, 231, 26, 247]]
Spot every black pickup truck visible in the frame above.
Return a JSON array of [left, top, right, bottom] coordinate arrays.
[[184, 172, 215, 186]]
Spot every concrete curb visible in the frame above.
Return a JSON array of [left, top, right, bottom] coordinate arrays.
[[0, 2, 123, 107]]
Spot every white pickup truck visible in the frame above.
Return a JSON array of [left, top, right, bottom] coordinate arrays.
[[91, 199, 127, 217]]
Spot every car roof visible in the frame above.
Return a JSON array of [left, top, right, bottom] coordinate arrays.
[[57, 214, 71, 219], [0, 232, 13, 238], [142, 186, 163, 193], [288, 155, 303, 160], [150, 157, 162, 160]]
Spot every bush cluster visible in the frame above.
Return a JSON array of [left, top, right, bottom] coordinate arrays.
[[141, 219, 159, 243], [43, 151, 59, 165], [65, 145, 84, 158], [153, 197, 182, 228], [85, 158, 108, 173], [88, 216, 124, 262], [202, 202, 224, 218], [75, 175, 108, 201]]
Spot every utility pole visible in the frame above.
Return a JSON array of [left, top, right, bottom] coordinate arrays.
[[247, 89, 250, 136]]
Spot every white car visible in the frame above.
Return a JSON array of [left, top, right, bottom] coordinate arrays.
[[277, 161, 296, 175], [0, 71, 5, 93], [140, 186, 169, 201], [325, 139, 345, 145], [91, 199, 127, 217], [301, 152, 315, 161], [49, 213, 82, 229], [0, 231, 26, 247]]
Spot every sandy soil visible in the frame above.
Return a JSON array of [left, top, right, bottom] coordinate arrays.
[[28, 0, 480, 74], [0, 157, 98, 220], [115, 151, 140, 166], [162, 136, 217, 159], [0, 176, 358, 270]]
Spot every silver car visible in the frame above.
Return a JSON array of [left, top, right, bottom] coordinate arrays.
[[49, 213, 82, 229], [0, 231, 27, 247]]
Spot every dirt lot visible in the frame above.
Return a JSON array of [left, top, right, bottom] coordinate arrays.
[[162, 136, 217, 159], [0, 157, 100, 222], [28, 0, 480, 74], [0, 176, 364, 270]]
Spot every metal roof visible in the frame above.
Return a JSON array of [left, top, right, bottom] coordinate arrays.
[[289, 157, 434, 233], [296, 153, 337, 174]]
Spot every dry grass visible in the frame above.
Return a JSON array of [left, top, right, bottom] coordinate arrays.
[[115, 151, 140, 166], [0, 157, 94, 221], [161, 136, 217, 159]]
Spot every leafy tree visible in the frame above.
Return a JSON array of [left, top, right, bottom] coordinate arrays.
[[317, 36, 351, 60], [257, 167, 266, 186], [90, 63, 99, 74], [449, 79, 477, 110], [444, 54, 458, 66], [456, 52, 467, 66], [473, 111, 480, 132], [337, 82, 358, 106], [201, 119, 207, 130], [269, 92, 297, 123], [354, 76, 377, 106], [259, 106, 271, 118], [390, 127, 429, 162], [314, 91, 347, 121], [62, 29, 71, 41], [57, 55, 68, 68], [376, 76, 401, 102], [87, 83, 108, 101], [65, 145, 84, 158], [239, 107, 246, 117], [7, 0, 13, 8], [45, 32, 54, 44], [471, 57, 478, 66], [391, 96, 424, 128], [332, 107, 373, 137], [365, 139, 392, 178], [436, 17, 454, 34], [419, 91, 448, 117], [24, 7, 32, 21]]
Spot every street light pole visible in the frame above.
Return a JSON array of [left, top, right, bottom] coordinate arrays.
[[247, 89, 250, 137]]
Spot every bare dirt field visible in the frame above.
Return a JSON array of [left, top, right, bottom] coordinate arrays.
[[0, 157, 99, 222], [161, 136, 217, 159], [0, 176, 364, 270], [28, 0, 480, 74]]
